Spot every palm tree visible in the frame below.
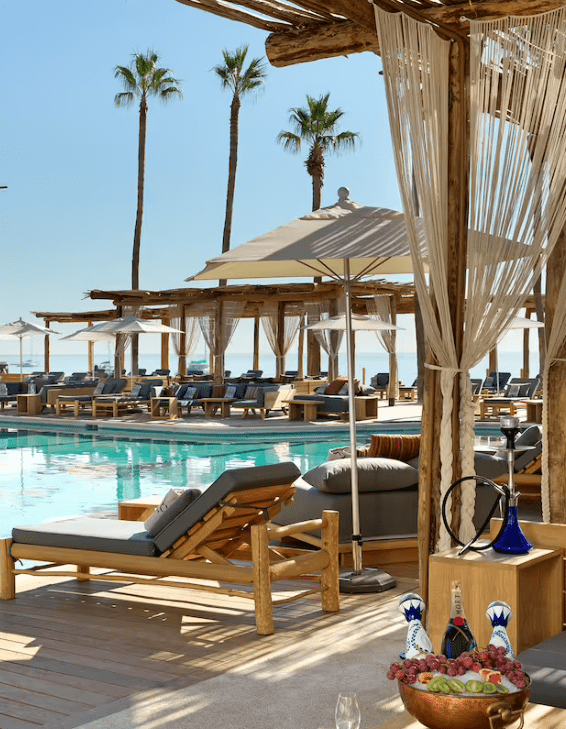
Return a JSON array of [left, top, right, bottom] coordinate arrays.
[[214, 46, 267, 259], [114, 50, 182, 290], [277, 93, 358, 211]]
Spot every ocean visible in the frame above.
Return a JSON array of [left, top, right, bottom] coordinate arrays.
[[4, 350, 541, 386]]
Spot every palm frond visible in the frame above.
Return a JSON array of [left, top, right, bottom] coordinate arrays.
[[114, 91, 135, 108], [276, 131, 301, 153]]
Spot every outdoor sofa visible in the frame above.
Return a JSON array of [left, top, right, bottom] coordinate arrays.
[[273, 427, 543, 545], [0, 381, 28, 409], [294, 377, 378, 420], [56, 378, 128, 417], [0, 462, 340, 635]]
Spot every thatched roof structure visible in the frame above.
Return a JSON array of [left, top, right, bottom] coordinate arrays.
[[175, 0, 565, 67]]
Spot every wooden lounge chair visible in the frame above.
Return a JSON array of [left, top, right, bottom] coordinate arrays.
[[91, 379, 163, 417], [479, 377, 540, 419], [0, 463, 339, 635]]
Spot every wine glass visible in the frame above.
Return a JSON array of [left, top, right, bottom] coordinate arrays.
[[335, 692, 361, 729]]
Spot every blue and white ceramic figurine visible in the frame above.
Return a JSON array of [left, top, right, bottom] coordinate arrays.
[[398, 593, 434, 660], [486, 600, 514, 659]]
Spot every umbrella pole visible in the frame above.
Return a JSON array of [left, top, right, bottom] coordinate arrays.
[[339, 261, 396, 593]]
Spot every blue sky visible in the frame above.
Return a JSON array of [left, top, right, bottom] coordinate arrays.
[[0, 1, 529, 362]]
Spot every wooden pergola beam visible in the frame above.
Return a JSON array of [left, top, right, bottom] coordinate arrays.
[[265, 0, 566, 67]]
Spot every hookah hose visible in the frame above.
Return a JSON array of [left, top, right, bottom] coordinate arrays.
[[441, 476, 511, 555]]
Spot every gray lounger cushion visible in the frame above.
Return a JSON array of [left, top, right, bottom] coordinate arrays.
[[151, 461, 301, 552], [518, 631, 566, 708], [12, 462, 302, 557], [12, 518, 157, 557], [303, 458, 419, 494]]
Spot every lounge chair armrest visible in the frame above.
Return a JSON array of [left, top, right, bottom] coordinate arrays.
[[267, 518, 324, 540]]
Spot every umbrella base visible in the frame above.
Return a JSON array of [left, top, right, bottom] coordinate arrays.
[[339, 568, 396, 593]]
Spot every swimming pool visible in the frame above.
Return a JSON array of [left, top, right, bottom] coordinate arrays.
[[0, 420, 499, 537], [0, 423, 383, 537]]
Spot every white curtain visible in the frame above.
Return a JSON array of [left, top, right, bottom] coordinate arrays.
[[374, 6, 566, 546], [197, 300, 246, 377], [367, 295, 395, 355], [259, 302, 302, 377], [306, 300, 344, 379], [170, 305, 200, 359]]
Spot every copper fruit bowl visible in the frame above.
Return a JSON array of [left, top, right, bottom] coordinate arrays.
[[398, 678, 530, 729]]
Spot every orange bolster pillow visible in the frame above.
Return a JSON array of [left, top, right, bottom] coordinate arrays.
[[368, 434, 421, 462]]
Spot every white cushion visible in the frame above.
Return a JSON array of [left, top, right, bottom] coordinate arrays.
[[93, 382, 105, 396], [144, 489, 184, 532]]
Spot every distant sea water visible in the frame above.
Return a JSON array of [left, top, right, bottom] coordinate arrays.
[[5, 350, 542, 385]]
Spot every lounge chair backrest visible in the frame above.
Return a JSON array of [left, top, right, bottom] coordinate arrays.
[[133, 379, 163, 400], [151, 462, 301, 553], [371, 373, 389, 388], [195, 383, 213, 399], [488, 372, 511, 390], [503, 378, 537, 398], [470, 378, 483, 395], [152, 369, 170, 376], [103, 378, 127, 395]]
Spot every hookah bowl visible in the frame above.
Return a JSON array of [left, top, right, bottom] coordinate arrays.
[[492, 416, 533, 555]]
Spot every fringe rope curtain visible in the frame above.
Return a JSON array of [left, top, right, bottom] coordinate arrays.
[[259, 302, 302, 377], [374, 6, 566, 547], [197, 300, 246, 376], [367, 295, 395, 354], [170, 305, 200, 359]]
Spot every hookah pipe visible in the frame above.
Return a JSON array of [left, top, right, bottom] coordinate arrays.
[[441, 416, 533, 556]]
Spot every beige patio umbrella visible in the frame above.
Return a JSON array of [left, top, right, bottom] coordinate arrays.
[[0, 318, 60, 380], [306, 313, 404, 592], [189, 187, 425, 592]]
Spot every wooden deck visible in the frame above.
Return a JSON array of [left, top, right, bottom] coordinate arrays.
[[0, 563, 418, 729]]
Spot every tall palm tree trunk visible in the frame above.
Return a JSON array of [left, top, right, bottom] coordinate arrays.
[[219, 96, 240, 288], [131, 97, 147, 375], [222, 96, 240, 255], [312, 174, 323, 212]]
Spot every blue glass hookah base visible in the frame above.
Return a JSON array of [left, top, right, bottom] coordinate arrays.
[[492, 505, 533, 555]]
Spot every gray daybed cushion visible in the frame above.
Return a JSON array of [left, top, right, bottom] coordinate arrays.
[[517, 630, 566, 709], [12, 462, 302, 557], [12, 518, 157, 557], [303, 457, 419, 494]]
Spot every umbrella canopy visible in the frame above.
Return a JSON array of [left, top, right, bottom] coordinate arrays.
[[0, 318, 59, 379], [190, 188, 418, 592], [306, 313, 404, 332], [189, 190, 427, 283], [60, 321, 117, 342], [95, 316, 183, 335]]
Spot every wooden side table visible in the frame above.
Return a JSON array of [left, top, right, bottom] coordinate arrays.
[[150, 396, 178, 420], [354, 395, 379, 420], [118, 496, 162, 521], [522, 399, 543, 423], [285, 399, 320, 421], [428, 547, 564, 655], [200, 397, 235, 418], [16, 394, 42, 415]]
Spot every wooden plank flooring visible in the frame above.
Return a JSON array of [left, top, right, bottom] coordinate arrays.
[[0, 565, 418, 729]]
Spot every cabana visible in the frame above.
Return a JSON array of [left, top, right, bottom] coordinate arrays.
[[171, 0, 566, 605]]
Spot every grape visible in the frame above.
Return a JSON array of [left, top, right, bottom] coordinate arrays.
[[447, 668, 457, 677], [395, 670, 404, 680], [403, 659, 413, 669], [513, 660, 523, 669], [439, 666, 447, 674], [407, 675, 417, 684], [458, 665, 466, 676], [386, 671, 396, 681]]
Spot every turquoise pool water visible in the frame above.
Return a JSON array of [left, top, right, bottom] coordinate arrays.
[[0, 420, 501, 537], [0, 424, 386, 537]]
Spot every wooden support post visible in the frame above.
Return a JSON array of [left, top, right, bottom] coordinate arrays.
[[276, 302, 285, 378], [0, 539, 15, 600], [251, 523, 274, 635], [388, 298, 398, 405], [77, 565, 90, 582], [178, 306, 187, 378], [253, 315, 260, 371], [161, 312, 170, 372], [545, 226, 566, 524], [297, 314, 305, 379], [44, 322, 50, 374], [87, 323, 94, 376], [320, 511, 340, 613]]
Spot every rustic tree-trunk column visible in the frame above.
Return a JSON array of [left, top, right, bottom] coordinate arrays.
[[297, 314, 305, 379], [253, 315, 260, 371], [161, 313, 170, 372], [388, 297, 398, 406], [419, 36, 469, 605], [177, 305, 187, 378], [545, 228, 566, 524], [214, 301, 224, 383], [43, 322, 50, 374], [521, 315, 530, 378], [276, 302, 285, 378], [87, 325, 94, 377]]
